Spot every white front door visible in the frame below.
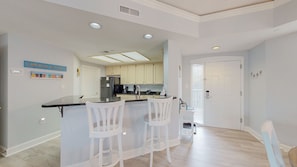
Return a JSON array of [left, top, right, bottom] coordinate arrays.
[[204, 59, 242, 130]]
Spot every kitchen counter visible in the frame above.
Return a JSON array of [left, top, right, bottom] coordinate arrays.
[[42, 95, 143, 108], [41, 95, 170, 108], [42, 95, 179, 167], [42, 95, 168, 118]]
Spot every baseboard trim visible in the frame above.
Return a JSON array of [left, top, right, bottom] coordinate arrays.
[[4, 131, 60, 157], [0, 145, 6, 157], [66, 138, 181, 167], [243, 126, 263, 142], [243, 126, 292, 152]]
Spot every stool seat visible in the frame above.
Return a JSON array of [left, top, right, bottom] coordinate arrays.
[[143, 97, 173, 167], [86, 100, 125, 167]]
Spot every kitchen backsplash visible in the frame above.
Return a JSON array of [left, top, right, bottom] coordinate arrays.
[[124, 84, 163, 93]]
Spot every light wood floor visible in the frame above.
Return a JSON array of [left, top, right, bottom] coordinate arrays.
[[0, 126, 291, 167]]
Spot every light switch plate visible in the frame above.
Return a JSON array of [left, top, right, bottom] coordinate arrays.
[[9, 68, 24, 76]]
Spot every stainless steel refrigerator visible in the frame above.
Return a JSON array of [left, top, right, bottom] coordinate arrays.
[[100, 77, 121, 98]]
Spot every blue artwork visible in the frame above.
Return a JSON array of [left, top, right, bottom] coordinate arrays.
[[24, 60, 67, 72]]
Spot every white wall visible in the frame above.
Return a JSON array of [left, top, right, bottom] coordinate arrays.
[[0, 34, 8, 149], [247, 32, 297, 146], [163, 40, 182, 139], [5, 34, 80, 150], [265, 32, 297, 146], [247, 43, 267, 133]]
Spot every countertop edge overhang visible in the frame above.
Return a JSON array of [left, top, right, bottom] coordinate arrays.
[[41, 95, 176, 108]]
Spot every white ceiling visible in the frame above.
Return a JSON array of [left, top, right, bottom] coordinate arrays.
[[157, 0, 273, 16], [0, 0, 296, 66]]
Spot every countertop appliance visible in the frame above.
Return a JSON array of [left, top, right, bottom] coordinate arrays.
[[100, 77, 121, 98]]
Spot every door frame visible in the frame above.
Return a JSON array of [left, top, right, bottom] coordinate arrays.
[[80, 65, 101, 98], [191, 56, 244, 130]]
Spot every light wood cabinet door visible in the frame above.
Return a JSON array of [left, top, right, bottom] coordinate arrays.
[[106, 66, 113, 76], [144, 64, 154, 84], [113, 66, 121, 75], [154, 63, 163, 84], [120, 65, 128, 84], [106, 66, 121, 76], [127, 65, 136, 84], [135, 64, 145, 84]]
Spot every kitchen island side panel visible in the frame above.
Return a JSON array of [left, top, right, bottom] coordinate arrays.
[[60, 101, 179, 167]]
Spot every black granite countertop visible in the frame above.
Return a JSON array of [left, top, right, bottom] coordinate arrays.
[[41, 95, 170, 108], [117, 91, 160, 95]]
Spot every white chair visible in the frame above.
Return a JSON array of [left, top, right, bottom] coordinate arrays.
[[261, 120, 286, 167], [85, 100, 125, 167], [143, 97, 173, 167]]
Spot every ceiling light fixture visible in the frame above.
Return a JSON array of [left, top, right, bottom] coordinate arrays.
[[212, 46, 220, 50], [91, 56, 120, 63], [122, 52, 149, 61], [89, 22, 101, 29], [107, 54, 135, 62], [144, 34, 153, 39], [91, 51, 149, 63]]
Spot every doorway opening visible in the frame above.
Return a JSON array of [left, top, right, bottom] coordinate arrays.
[[191, 64, 204, 125]]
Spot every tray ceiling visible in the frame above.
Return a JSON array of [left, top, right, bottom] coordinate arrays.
[[156, 0, 273, 16]]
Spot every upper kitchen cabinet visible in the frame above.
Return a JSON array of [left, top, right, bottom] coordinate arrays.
[[106, 66, 121, 76], [106, 63, 163, 85], [120, 65, 128, 84], [154, 63, 163, 84], [144, 64, 154, 84], [135, 64, 145, 84], [127, 65, 136, 84]]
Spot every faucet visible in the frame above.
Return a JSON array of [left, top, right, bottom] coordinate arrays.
[[136, 85, 141, 98]]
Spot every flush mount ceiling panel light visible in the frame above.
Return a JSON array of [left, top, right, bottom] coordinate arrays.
[[107, 54, 135, 62], [91, 51, 149, 63], [91, 56, 120, 63], [89, 22, 101, 29], [122, 52, 149, 61]]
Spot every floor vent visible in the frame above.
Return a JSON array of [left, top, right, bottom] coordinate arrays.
[[120, 6, 139, 16]]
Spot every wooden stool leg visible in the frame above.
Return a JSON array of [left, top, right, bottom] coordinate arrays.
[[165, 125, 171, 163], [90, 138, 94, 160], [118, 134, 124, 167], [99, 139, 103, 167], [143, 123, 148, 155], [150, 126, 154, 167]]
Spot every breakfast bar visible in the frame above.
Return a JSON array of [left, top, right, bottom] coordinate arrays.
[[42, 95, 179, 167]]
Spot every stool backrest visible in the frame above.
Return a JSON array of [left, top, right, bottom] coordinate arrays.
[[261, 120, 285, 167], [86, 100, 125, 138], [148, 97, 173, 126]]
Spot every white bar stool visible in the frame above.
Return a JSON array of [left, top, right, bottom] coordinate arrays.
[[85, 100, 125, 167], [143, 97, 173, 167]]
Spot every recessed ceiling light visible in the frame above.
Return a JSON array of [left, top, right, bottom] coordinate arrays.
[[144, 34, 153, 39], [89, 22, 101, 29], [212, 46, 220, 50]]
